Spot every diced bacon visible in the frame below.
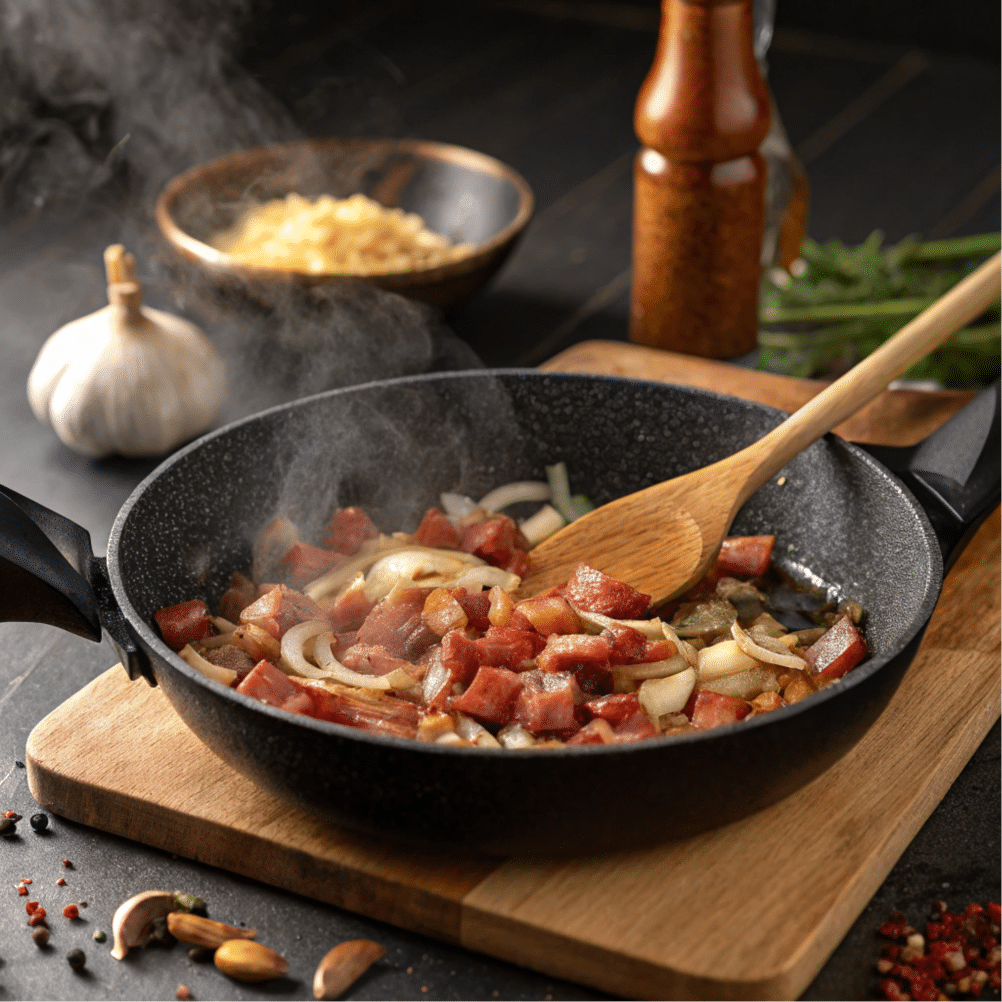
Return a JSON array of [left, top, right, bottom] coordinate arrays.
[[460, 515, 528, 570], [515, 589, 582, 636], [566, 718, 616, 745], [294, 678, 419, 739], [329, 574, 375, 632], [564, 564, 651, 619], [412, 508, 461, 549], [284, 542, 346, 587], [228, 623, 283, 664], [537, 633, 613, 694], [356, 588, 438, 662], [714, 535, 775, 579], [439, 629, 481, 686], [203, 643, 256, 681], [603, 623, 649, 665], [584, 692, 643, 727], [322, 506, 379, 555], [473, 625, 544, 671], [154, 599, 214, 651], [218, 572, 256, 624], [450, 665, 524, 726], [341, 643, 415, 677], [487, 585, 514, 627], [750, 690, 784, 713], [804, 616, 869, 682], [509, 609, 535, 632], [512, 670, 583, 735], [684, 690, 752, 730], [612, 708, 659, 743], [453, 588, 492, 632], [239, 584, 329, 640], [236, 660, 313, 715], [422, 588, 468, 636], [536, 633, 611, 673]]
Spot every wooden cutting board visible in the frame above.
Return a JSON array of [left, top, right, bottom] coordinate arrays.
[[26, 343, 1000, 1001]]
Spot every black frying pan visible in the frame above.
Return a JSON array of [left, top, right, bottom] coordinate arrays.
[[2, 372, 998, 855]]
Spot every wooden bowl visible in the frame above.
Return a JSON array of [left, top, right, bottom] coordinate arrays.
[[155, 138, 534, 309]]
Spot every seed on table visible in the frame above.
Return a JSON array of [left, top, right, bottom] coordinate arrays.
[[0, 817, 16, 836], [63, 904, 80, 919], [29, 813, 49, 832], [32, 927, 50, 947], [93, 929, 107, 942], [67, 948, 86, 970]]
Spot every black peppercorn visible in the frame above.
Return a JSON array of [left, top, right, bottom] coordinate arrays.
[[29, 813, 49, 832], [0, 817, 16, 836], [67, 948, 86, 970], [32, 927, 50, 947]]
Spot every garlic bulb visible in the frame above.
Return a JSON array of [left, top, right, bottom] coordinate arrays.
[[27, 244, 226, 458]]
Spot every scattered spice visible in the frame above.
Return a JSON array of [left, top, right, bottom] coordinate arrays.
[[29, 813, 49, 832], [21, 878, 32, 885], [176, 986, 193, 1001], [32, 926, 50, 947], [18, 884, 28, 896], [3, 810, 22, 820], [56, 878, 66, 886], [63, 904, 80, 920], [28, 910, 48, 927], [876, 900, 1001, 1000], [0, 817, 17, 836], [93, 929, 107, 943], [62, 859, 73, 868], [66, 947, 86, 971]]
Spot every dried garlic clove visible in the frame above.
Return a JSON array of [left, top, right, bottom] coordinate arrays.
[[214, 939, 289, 982], [313, 939, 387, 1000], [110, 890, 178, 960], [166, 911, 256, 949]]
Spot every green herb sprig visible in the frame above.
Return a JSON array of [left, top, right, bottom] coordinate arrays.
[[758, 231, 1000, 389]]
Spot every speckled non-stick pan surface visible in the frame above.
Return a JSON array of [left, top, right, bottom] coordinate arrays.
[[108, 371, 944, 855]]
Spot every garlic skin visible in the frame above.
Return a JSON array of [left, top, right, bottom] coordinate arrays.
[[27, 246, 226, 458]]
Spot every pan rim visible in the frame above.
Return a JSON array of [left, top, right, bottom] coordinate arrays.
[[107, 368, 944, 758]]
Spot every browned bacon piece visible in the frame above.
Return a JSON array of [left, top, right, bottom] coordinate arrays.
[[322, 506, 379, 555], [294, 679, 419, 739], [412, 508, 461, 549], [515, 589, 582, 636], [564, 563, 651, 619], [236, 660, 313, 715], [804, 615, 869, 682], [356, 588, 439, 662], [513, 670, 583, 735], [473, 626, 544, 671], [239, 584, 329, 640], [218, 572, 257, 624], [341, 643, 414, 677], [450, 665, 523, 726]]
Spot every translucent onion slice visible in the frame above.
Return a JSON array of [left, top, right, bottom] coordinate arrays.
[[440, 492, 477, 518], [663, 623, 699, 666], [281, 619, 335, 679], [178, 643, 237, 686], [452, 565, 521, 593], [303, 537, 407, 601], [211, 616, 238, 634], [478, 480, 550, 513], [638, 667, 696, 719], [519, 504, 566, 547], [497, 721, 536, 749], [313, 632, 415, 690], [697, 639, 758, 681], [455, 713, 502, 748], [614, 654, 690, 682], [364, 548, 485, 603], [731, 621, 809, 670], [573, 608, 665, 640]]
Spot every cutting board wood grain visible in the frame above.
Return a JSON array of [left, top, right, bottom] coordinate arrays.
[[26, 345, 1000, 1001]]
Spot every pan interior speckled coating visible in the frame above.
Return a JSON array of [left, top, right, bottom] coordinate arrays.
[[107, 370, 942, 854]]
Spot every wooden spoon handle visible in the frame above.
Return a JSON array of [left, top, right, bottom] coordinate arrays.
[[738, 251, 1001, 502]]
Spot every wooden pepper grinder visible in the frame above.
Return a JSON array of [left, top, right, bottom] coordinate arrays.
[[631, 0, 772, 358]]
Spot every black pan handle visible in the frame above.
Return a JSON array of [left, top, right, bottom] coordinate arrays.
[[858, 380, 1001, 571], [0, 486, 156, 685]]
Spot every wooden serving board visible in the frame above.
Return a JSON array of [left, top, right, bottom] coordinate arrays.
[[26, 343, 1000, 1001]]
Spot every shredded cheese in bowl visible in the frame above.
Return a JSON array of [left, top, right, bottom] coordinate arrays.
[[210, 193, 474, 275]]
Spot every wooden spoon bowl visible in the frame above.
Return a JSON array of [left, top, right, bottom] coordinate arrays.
[[519, 252, 1001, 605]]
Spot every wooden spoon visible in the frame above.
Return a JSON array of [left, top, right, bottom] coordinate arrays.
[[518, 251, 1001, 606]]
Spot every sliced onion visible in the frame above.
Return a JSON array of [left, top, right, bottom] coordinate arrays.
[[440, 492, 477, 517], [312, 632, 416, 690], [364, 548, 484, 602], [497, 721, 536, 749], [519, 504, 566, 547], [452, 565, 521, 593], [211, 616, 237, 634], [700, 666, 781, 700], [638, 667, 696, 719], [478, 480, 550, 513], [663, 623, 699, 666], [178, 643, 237, 686], [614, 654, 690, 682], [303, 537, 407, 601], [573, 608, 665, 640], [455, 713, 502, 748], [281, 619, 334, 678], [697, 639, 758, 681], [731, 621, 809, 670]]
